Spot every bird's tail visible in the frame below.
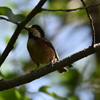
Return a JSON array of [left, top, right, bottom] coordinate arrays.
[[57, 67, 68, 73], [57, 64, 73, 74]]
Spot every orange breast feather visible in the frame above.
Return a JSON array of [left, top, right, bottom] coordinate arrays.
[[27, 38, 56, 65]]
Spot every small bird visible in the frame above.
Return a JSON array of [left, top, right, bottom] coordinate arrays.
[[27, 24, 68, 73]]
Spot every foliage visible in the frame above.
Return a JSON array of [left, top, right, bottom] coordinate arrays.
[[0, 88, 31, 100], [0, 7, 25, 22]]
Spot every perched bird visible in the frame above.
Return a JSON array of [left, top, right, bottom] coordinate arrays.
[[27, 24, 68, 73]]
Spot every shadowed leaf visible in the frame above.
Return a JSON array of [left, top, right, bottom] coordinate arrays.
[[0, 7, 25, 22]]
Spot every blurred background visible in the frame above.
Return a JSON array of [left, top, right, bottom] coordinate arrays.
[[0, 0, 100, 100]]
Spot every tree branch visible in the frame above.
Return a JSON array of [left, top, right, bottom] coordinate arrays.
[[0, 43, 100, 91], [80, 0, 95, 46], [42, 2, 100, 12], [0, 0, 47, 67]]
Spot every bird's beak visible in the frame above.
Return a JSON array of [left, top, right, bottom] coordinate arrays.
[[26, 26, 36, 34], [26, 26, 39, 37], [26, 25, 32, 32]]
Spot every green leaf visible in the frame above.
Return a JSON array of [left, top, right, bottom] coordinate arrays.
[[4, 36, 17, 50], [68, 95, 79, 100], [49, 0, 67, 9], [49, 92, 68, 100], [0, 7, 25, 22], [0, 88, 31, 100], [11, 14, 25, 22], [39, 86, 68, 100], [39, 86, 51, 94], [5, 36, 10, 43]]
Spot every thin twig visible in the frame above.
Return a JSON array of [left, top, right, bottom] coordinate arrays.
[[80, 0, 95, 46], [0, 17, 28, 30], [42, 2, 100, 12], [0, 17, 19, 25]]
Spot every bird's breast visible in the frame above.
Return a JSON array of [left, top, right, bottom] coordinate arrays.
[[27, 38, 56, 65]]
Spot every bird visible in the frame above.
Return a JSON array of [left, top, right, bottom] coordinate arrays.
[[26, 24, 68, 73]]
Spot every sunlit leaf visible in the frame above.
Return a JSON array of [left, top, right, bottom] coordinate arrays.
[[5, 36, 10, 43], [39, 86, 51, 93], [76, 9, 86, 16], [49, 0, 67, 9]]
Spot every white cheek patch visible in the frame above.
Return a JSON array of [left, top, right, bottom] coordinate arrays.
[[30, 28, 41, 38]]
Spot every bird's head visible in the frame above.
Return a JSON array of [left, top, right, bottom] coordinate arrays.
[[26, 25, 44, 39]]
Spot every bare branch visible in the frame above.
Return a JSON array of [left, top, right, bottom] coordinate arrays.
[[0, 17, 29, 31], [80, 0, 95, 46], [0, 43, 100, 91], [1, 2, 100, 25], [42, 2, 100, 12], [0, 17, 19, 25]]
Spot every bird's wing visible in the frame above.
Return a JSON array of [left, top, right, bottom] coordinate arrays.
[[44, 38, 59, 60]]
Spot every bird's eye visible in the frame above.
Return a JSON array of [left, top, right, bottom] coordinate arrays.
[[32, 25, 40, 29], [32, 25, 35, 28]]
